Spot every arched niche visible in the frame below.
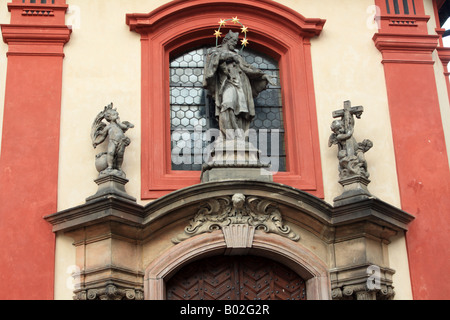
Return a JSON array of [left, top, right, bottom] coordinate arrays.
[[126, 0, 326, 199], [144, 230, 331, 300]]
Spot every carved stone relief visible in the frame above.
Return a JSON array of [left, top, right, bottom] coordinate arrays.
[[74, 285, 144, 301], [172, 193, 300, 244], [331, 284, 395, 300]]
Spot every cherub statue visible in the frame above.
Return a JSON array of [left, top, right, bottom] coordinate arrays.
[[91, 103, 134, 178], [328, 101, 373, 180]]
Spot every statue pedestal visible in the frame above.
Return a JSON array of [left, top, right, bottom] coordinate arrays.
[[201, 140, 273, 183], [86, 174, 136, 203], [333, 175, 374, 207]]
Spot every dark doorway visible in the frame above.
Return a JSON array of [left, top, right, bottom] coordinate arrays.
[[166, 255, 306, 300]]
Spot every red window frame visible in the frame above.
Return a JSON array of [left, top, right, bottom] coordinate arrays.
[[127, 0, 325, 199]]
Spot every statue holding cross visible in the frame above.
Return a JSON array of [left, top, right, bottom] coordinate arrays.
[[328, 101, 373, 180]]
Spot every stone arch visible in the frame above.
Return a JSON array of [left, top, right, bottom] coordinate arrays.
[[144, 230, 331, 300]]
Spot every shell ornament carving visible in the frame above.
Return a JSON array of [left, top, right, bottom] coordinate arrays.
[[172, 193, 300, 243]]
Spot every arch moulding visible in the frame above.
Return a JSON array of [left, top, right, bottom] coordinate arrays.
[[144, 230, 331, 300]]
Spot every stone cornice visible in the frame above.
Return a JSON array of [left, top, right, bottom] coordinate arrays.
[[372, 32, 439, 64], [7, 3, 69, 10], [44, 197, 144, 233], [1, 24, 71, 43], [2, 0, 71, 56], [332, 197, 415, 231], [373, 33, 439, 51], [45, 181, 414, 241], [126, 0, 325, 38]]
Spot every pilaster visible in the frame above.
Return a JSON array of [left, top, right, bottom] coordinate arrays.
[[0, 0, 71, 300], [373, 0, 450, 300]]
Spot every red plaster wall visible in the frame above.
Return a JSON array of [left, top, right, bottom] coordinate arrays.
[[384, 61, 450, 299], [375, 0, 450, 300], [0, 56, 62, 299], [0, 0, 70, 300]]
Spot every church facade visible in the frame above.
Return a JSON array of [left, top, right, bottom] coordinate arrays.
[[0, 0, 449, 300]]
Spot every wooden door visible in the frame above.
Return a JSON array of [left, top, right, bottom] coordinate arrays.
[[166, 255, 306, 300]]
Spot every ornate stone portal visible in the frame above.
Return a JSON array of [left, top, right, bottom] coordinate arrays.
[[46, 178, 414, 300]]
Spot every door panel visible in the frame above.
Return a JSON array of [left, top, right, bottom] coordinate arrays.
[[166, 255, 306, 300]]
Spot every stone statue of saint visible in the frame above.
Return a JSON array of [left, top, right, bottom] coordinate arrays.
[[203, 30, 276, 141], [328, 101, 373, 180], [91, 103, 134, 178]]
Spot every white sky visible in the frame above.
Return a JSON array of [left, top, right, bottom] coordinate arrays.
[[444, 18, 450, 47]]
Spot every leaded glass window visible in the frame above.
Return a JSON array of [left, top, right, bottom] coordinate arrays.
[[170, 46, 286, 172]]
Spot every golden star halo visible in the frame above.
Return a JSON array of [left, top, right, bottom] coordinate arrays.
[[214, 17, 249, 51]]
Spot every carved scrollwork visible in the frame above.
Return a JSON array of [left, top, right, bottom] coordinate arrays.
[[332, 283, 395, 300], [331, 288, 343, 300], [172, 193, 300, 244], [377, 285, 395, 300], [74, 285, 144, 301]]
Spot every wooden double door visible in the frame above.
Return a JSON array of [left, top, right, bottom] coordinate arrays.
[[166, 255, 306, 300]]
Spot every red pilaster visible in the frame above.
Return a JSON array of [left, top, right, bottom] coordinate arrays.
[[374, 0, 450, 299], [0, 0, 70, 300]]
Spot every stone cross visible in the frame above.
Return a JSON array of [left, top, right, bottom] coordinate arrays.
[[332, 100, 363, 122], [328, 100, 374, 206]]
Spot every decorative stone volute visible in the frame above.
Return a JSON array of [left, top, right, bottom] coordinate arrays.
[[74, 284, 144, 301], [331, 284, 395, 301], [172, 193, 300, 244]]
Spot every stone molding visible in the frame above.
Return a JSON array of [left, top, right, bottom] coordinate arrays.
[[145, 231, 331, 300]]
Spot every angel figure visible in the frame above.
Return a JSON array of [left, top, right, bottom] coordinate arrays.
[[91, 103, 134, 178]]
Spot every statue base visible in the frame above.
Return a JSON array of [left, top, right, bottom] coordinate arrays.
[[201, 140, 273, 183], [86, 174, 136, 203], [333, 175, 374, 207]]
